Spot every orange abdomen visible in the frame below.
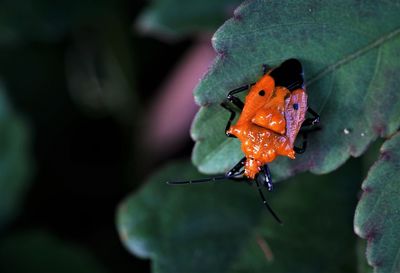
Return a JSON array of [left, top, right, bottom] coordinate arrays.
[[227, 123, 295, 178]]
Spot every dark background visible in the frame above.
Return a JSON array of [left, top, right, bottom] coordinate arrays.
[[0, 1, 198, 272]]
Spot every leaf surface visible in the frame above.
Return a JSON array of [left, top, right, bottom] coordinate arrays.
[[117, 160, 360, 273], [354, 132, 400, 273], [192, 0, 400, 180]]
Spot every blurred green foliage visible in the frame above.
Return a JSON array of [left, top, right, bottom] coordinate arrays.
[[118, 161, 262, 272], [0, 1, 147, 272], [118, 158, 362, 273], [0, 83, 32, 229], [0, 230, 109, 273], [0, 0, 112, 44]]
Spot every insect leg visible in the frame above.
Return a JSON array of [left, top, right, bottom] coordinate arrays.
[[263, 165, 273, 191], [167, 158, 247, 185], [256, 165, 273, 191], [295, 121, 322, 154], [295, 108, 320, 154], [225, 157, 252, 184], [302, 107, 320, 127], [226, 157, 246, 177], [166, 175, 227, 185], [262, 64, 270, 75], [221, 83, 255, 137], [220, 103, 238, 138], [255, 179, 282, 224], [294, 130, 308, 154], [226, 83, 255, 110]]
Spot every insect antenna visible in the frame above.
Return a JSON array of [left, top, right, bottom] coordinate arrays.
[[166, 175, 227, 185], [167, 168, 246, 185], [255, 179, 283, 224]]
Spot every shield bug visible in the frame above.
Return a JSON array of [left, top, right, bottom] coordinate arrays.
[[168, 59, 320, 223]]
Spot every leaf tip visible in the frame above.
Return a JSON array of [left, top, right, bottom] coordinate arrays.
[[355, 219, 382, 246], [216, 48, 228, 60], [379, 150, 392, 161], [210, 30, 229, 58], [234, 0, 256, 13], [373, 124, 387, 137], [365, 227, 379, 243], [232, 10, 243, 21], [363, 186, 373, 194], [348, 144, 358, 156]]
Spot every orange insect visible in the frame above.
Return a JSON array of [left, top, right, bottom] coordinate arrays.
[[168, 59, 320, 223]]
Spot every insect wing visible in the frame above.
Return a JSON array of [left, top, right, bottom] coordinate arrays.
[[285, 89, 308, 146]]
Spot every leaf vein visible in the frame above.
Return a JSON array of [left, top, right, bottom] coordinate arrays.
[[308, 27, 400, 85]]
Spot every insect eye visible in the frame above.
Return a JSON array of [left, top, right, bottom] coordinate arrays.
[[258, 90, 265, 96]]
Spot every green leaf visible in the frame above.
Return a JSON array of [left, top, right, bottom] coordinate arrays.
[[356, 239, 373, 273], [0, 82, 32, 229], [354, 131, 400, 273], [0, 230, 109, 273], [192, 0, 400, 180], [117, 161, 262, 273], [117, 159, 360, 273], [230, 159, 360, 273], [136, 0, 242, 37]]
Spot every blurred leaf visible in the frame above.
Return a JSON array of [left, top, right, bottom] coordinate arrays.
[[0, 0, 113, 45], [0, 82, 32, 229], [117, 161, 262, 273], [230, 159, 360, 273], [360, 138, 385, 174], [354, 132, 400, 273], [192, 0, 400, 181], [66, 18, 137, 123], [117, 159, 360, 273], [136, 0, 242, 38], [356, 239, 373, 273], [0, 230, 109, 273]]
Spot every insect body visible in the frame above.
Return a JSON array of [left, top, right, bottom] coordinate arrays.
[[168, 59, 320, 223], [225, 60, 309, 179]]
